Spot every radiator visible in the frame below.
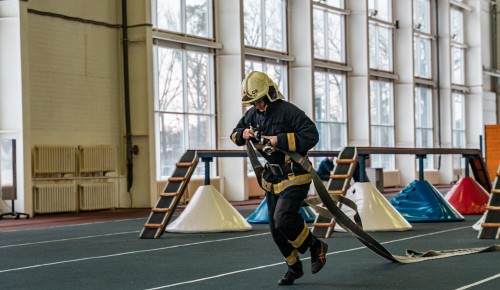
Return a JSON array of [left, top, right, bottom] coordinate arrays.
[[79, 145, 116, 173], [416, 170, 441, 185], [33, 145, 77, 174], [34, 183, 77, 214], [78, 182, 115, 211], [383, 170, 401, 187]]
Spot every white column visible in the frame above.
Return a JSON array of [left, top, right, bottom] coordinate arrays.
[[436, 0, 454, 183], [216, 0, 247, 201], [288, 0, 314, 117], [394, 0, 417, 185], [465, 0, 484, 149], [346, 1, 370, 147]]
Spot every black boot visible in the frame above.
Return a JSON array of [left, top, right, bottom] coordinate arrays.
[[278, 260, 304, 286], [310, 239, 328, 274]]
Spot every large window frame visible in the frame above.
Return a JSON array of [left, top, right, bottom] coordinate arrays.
[[153, 0, 214, 38], [314, 69, 348, 152], [243, 0, 287, 52], [449, 1, 470, 174], [413, 0, 435, 170], [243, 58, 288, 175], [368, 0, 394, 73], [368, 0, 395, 170], [312, 0, 347, 64], [369, 78, 395, 170], [450, 5, 466, 86], [413, 0, 433, 79], [152, 0, 217, 179], [451, 91, 466, 148]]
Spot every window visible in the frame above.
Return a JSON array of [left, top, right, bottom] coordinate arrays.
[[314, 70, 347, 151], [413, 0, 431, 33], [370, 79, 395, 169], [154, 45, 215, 178], [413, 0, 434, 170], [451, 91, 465, 173], [154, 0, 213, 38], [369, 0, 395, 169], [415, 86, 434, 169], [451, 91, 465, 148], [413, 0, 432, 79], [450, 6, 465, 85], [243, 0, 286, 52], [368, 0, 393, 72], [313, 0, 346, 63], [153, 0, 216, 179], [243, 0, 288, 174]]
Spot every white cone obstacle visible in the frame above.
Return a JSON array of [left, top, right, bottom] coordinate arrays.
[[166, 185, 252, 233], [336, 182, 412, 232]]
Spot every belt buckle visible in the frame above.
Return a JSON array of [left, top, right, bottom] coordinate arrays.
[[269, 164, 284, 176]]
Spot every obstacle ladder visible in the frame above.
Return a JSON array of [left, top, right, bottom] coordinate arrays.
[[479, 164, 500, 239], [311, 147, 358, 238], [139, 150, 198, 239]]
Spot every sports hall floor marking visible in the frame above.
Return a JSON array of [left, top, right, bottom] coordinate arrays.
[[0, 226, 474, 277], [0, 217, 146, 233], [455, 273, 500, 290], [0, 231, 140, 249], [0, 232, 270, 274], [143, 226, 472, 289]]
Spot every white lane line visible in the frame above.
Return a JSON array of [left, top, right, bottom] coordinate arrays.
[[0, 232, 270, 274], [146, 246, 368, 289], [379, 225, 472, 245], [0, 231, 140, 249], [0, 217, 147, 233], [455, 273, 500, 290], [145, 226, 473, 289]]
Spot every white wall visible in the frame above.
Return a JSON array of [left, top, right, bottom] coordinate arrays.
[[0, 0, 157, 215]]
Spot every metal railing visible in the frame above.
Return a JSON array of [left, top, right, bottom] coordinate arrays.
[[196, 147, 490, 191]]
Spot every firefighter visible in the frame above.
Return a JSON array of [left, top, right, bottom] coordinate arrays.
[[231, 71, 328, 285]]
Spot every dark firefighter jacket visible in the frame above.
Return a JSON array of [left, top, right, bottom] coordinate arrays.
[[231, 100, 319, 194]]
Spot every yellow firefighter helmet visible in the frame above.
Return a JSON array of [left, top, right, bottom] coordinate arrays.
[[241, 71, 284, 105]]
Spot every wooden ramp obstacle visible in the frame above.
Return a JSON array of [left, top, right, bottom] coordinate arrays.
[[311, 147, 358, 238], [468, 154, 492, 193], [139, 150, 199, 239], [479, 163, 500, 239]]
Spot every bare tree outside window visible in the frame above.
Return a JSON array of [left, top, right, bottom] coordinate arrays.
[[156, 0, 210, 38], [369, 24, 392, 71], [314, 71, 347, 151], [244, 0, 286, 52], [313, 5, 345, 63]]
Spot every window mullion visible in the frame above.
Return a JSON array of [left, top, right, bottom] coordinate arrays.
[[324, 11, 328, 60], [261, 0, 266, 49], [182, 51, 189, 149], [181, 0, 187, 34]]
